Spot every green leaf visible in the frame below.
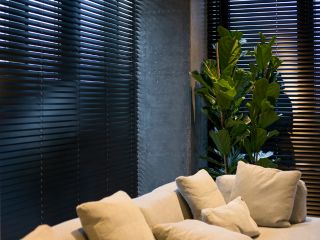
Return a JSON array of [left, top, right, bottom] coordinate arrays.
[[256, 158, 278, 168], [221, 65, 235, 84], [244, 128, 268, 154], [233, 69, 252, 98], [218, 26, 230, 37], [196, 87, 216, 105], [258, 110, 279, 128], [191, 71, 211, 89], [209, 129, 232, 156], [267, 82, 280, 101], [270, 56, 282, 72], [254, 128, 268, 152], [255, 43, 272, 71], [267, 130, 279, 139], [215, 78, 232, 89], [253, 78, 268, 104], [214, 84, 236, 110], [218, 37, 241, 72], [202, 59, 219, 81]]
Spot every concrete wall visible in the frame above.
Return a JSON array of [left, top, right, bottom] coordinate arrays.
[[190, 0, 208, 172], [138, 0, 207, 195]]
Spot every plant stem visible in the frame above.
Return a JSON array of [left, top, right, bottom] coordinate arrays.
[[220, 111, 228, 174], [216, 42, 220, 78]]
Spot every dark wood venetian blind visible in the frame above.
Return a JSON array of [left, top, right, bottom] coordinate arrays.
[[207, 0, 320, 216], [0, 0, 140, 239]]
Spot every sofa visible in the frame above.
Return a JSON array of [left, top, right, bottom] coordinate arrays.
[[41, 174, 320, 240]]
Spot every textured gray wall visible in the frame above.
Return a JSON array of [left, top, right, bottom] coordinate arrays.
[[138, 0, 207, 195], [138, 0, 191, 195]]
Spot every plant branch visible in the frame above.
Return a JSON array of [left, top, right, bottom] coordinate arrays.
[[216, 43, 220, 78]]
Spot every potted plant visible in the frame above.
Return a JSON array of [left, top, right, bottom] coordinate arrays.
[[191, 27, 282, 176]]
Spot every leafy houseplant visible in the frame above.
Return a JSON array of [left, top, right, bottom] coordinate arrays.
[[192, 27, 282, 176]]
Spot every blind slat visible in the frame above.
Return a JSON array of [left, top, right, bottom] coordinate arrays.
[[0, 0, 139, 239], [208, 0, 320, 217]]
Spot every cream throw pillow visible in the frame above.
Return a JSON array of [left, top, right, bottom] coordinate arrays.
[[76, 191, 155, 240], [216, 174, 307, 224], [152, 219, 251, 240], [134, 182, 192, 227], [176, 169, 226, 219], [22, 225, 56, 240], [201, 197, 260, 237], [230, 161, 301, 227]]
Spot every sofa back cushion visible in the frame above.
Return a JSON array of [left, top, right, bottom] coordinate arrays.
[[230, 162, 301, 227], [216, 174, 235, 203], [217, 171, 306, 225], [290, 180, 307, 223], [176, 170, 226, 219], [49, 182, 191, 239], [134, 182, 192, 227]]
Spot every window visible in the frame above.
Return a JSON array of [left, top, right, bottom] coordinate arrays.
[[0, 0, 140, 239], [207, 0, 320, 217]]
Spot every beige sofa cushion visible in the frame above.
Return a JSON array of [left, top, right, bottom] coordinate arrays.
[[134, 182, 191, 227], [76, 191, 155, 240], [22, 225, 56, 240], [201, 197, 260, 237], [290, 180, 307, 224], [153, 219, 251, 240], [52, 218, 87, 240], [176, 170, 226, 219], [230, 161, 301, 227], [216, 174, 235, 203], [256, 217, 320, 240], [217, 174, 307, 224]]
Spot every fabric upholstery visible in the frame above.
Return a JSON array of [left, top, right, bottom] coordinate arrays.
[[256, 217, 320, 240], [134, 182, 191, 227], [76, 191, 155, 240], [290, 180, 307, 224], [176, 169, 226, 219], [216, 174, 307, 224], [216, 174, 235, 203], [201, 197, 260, 237], [152, 219, 251, 240], [22, 225, 56, 240], [230, 161, 301, 227], [52, 218, 87, 240]]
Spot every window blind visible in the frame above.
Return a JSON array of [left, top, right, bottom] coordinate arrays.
[[0, 0, 140, 239], [207, 0, 320, 217]]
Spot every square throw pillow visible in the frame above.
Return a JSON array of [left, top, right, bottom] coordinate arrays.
[[22, 225, 56, 240], [201, 197, 260, 237], [134, 182, 192, 227], [152, 219, 251, 240], [76, 191, 156, 240], [216, 174, 307, 224], [176, 169, 226, 219], [230, 161, 301, 227]]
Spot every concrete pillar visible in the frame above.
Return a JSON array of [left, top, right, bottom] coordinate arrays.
[[138, 0, 207, 194]]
